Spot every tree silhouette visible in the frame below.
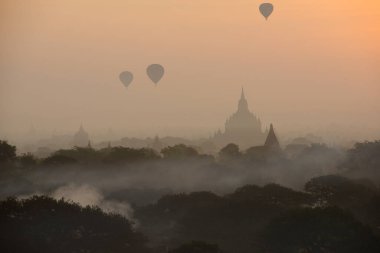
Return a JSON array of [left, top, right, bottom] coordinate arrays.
[[54, 146, 99, 164], [17, 153, 38, 168], [102, 147, 159, 164], [0, 196, 148, 253], [340, 141, 380, 180], [305, 175, 380, 229], [218, 143, 240, 162], [0, 140, 16, 163], [42, 154, 77, 166], [161, 144, 199, 159], [137, 184, 315, 253], [260, 207, 380, 253], [169, 241, 223, 253]]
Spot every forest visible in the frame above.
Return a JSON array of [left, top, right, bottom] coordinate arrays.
[[1, 140, 380, 253]]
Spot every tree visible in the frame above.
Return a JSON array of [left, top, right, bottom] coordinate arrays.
[[0, 140, 16, 163], [0, 196, 149, 253], [260, 207, 380, 253], [136, 184, 314, 253], [340, 141, 380, 181], [169, 241, 223, 253], [17, 153, 38, 168], [305, 175, 380, 228], [54, 146, 99, 164], [228, 184, 313, 207], [42, 154, 77, 166], [305, 175, 376, 205], [102, 147, 160, 164], [218, 143, 240, 162], [161, 144, 199, 159]]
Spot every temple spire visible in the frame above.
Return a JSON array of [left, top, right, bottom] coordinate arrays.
[[241, 87, 245, 100], [264, 124, 280, 148], [238, 87, 249, 112]]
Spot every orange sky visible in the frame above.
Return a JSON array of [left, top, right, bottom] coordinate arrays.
[[1, 0, 379, 142]]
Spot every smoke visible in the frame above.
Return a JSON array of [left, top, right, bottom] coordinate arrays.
[[51, 184, 135, 222], [52, 184, 102, 206], [16, 184, 136, 222]]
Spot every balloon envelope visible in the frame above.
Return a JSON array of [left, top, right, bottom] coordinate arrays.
[[147, 64, 165, 84], [119, 71, 133, 88], [259, 3, 274, 20]]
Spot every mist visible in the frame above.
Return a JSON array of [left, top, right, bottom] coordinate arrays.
[[0, 143, 349, 206]]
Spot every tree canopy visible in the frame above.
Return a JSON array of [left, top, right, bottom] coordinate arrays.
[[260, 207, 380, 253], [0, 196, 148, 253], [0, 140, 16, 163]]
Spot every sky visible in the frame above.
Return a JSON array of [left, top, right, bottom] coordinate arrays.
[[1, 0, 379, 142]]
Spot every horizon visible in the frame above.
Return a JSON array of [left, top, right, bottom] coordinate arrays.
[[2, 88, 378, 149]]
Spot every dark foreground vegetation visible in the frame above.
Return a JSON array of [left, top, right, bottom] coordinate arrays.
[[1, 177, 380, 253], [0, 140, 380, 252], [0, 196, 148, 253], [136, 177, 380, 253]]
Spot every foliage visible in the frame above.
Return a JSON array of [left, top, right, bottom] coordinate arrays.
[[161, 144, 199, 159], [137, 184, 315, 253], [305, 175, 380, 229], [0, 196, 148, 253], [1, 140, 380, 253], [42, 154, 78, 166], [218, 143, 240, 162], [40, 146, 160, 166], [102, 147, 160, 164], [0, 140, 16, 163], [169, 241, 222, 253], [54, 146, 99, 164], [17, 153, 38, 168], [341, 141, 380, 179], [260, 207, 380, 253]]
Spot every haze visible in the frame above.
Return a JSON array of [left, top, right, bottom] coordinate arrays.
[[1, 0, 379, 143]]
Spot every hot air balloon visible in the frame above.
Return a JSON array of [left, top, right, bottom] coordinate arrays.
[[259, 3, 274, 20], [147, 64, 165, 84], [119, 71, 133, 88]]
